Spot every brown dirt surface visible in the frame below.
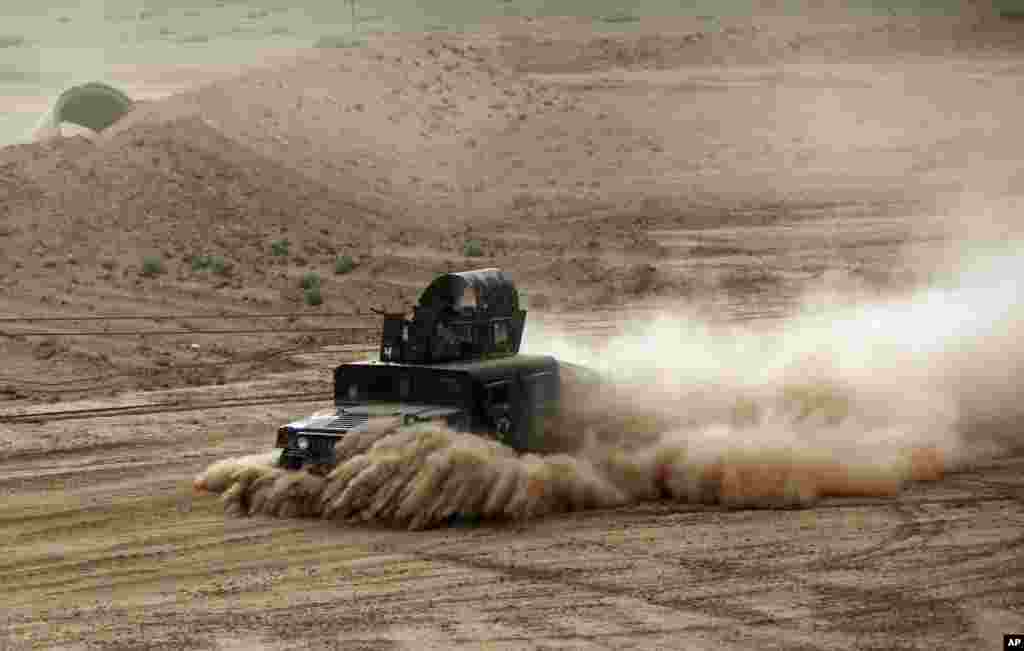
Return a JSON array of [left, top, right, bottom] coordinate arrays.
[[2, 7, 1024, 650]]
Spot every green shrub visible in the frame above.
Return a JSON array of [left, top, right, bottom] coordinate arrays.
[[176, 33, 209, 43], [301, 271, 321, 290], [314, 34, 364, 49], [190, 254, 212, 271], [463, 240, 483, 257], [209, 255, 229, 275], [599, 12, 639, 24], [0, 35, 26, 48], [190, 254, 229, 275], [141, 256, 164, 277], [271, 239, 290, 257], [334, 254, 355, 275], [304, 285, 323, 306]]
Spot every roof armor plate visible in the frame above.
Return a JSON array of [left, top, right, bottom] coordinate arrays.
[[379, 268, 526, 365]]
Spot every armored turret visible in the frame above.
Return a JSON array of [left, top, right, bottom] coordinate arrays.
[[378, 268, 526, 365]]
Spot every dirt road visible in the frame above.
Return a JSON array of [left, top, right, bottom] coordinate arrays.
[[1, 372, 1021, 650]]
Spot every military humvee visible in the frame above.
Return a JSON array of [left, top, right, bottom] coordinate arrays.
[[275, 268, 561, 471]]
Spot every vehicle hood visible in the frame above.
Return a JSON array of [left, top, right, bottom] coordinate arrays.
[[284, 403, 462, 434]]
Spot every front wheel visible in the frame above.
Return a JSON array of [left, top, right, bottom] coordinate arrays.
[[494, 413, 527, 451], [280, 454, 304, 471]]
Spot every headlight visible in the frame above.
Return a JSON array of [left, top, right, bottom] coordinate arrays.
[[297, 436, 310, 451]]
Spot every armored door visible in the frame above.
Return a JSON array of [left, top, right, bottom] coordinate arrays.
[[484, 380, 522, 450]]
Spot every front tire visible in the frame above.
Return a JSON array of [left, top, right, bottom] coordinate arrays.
[[281, 454, 304, 470]]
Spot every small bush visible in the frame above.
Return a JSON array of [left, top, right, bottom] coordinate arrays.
[[269, 26, 290, 35], [247, 9, 270, 19], [314, 34, 364, 49], [190, 254, 212, 271], [304, 285, 323, 306], [177, 33, 209, 43], [141, 256, 164, 277], [334, 254, 355, 275], [271, 239, 290, 257], [463, 240, 483, 257], [301, 271, 321, 290], [0, 35, 26, 48], [599, 12, 639, 24], [209, 255, 229, 275], [193, 254, 230, 275]]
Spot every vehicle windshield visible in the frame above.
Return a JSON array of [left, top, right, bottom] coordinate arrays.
[[335, 366, 468, 406]]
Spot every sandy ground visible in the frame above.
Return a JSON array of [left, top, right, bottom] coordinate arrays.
[[1, 384, 1022, 651], [1, 7, 1024, 650]]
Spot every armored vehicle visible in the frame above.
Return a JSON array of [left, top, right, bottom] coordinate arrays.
[[275, 268, 561, 471]]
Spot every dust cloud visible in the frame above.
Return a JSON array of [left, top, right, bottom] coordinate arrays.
[[195, 229, 1023, 529]]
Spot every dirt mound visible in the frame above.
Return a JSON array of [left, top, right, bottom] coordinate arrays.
[[0, 116, 385, 270]]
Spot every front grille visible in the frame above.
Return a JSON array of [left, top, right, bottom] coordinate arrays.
[[289, 433, 337, 456], [313, 436, 333, 454], [325, 411, 370, 431]]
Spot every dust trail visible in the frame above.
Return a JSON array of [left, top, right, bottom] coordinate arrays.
[[536, 241, 1024, 468], [193, 450, 280, 494], [195, 240, 1022, 529], [194, 419, 939, 529], [196, 426, 630, 528]]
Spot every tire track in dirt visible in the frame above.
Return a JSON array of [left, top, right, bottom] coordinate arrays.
[[1, 381, 1022, 650], [4, 466, 1022, 650], [814, 502, 929, 571]]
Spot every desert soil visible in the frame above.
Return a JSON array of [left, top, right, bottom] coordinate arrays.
[[1, 7, 1023, 650]]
